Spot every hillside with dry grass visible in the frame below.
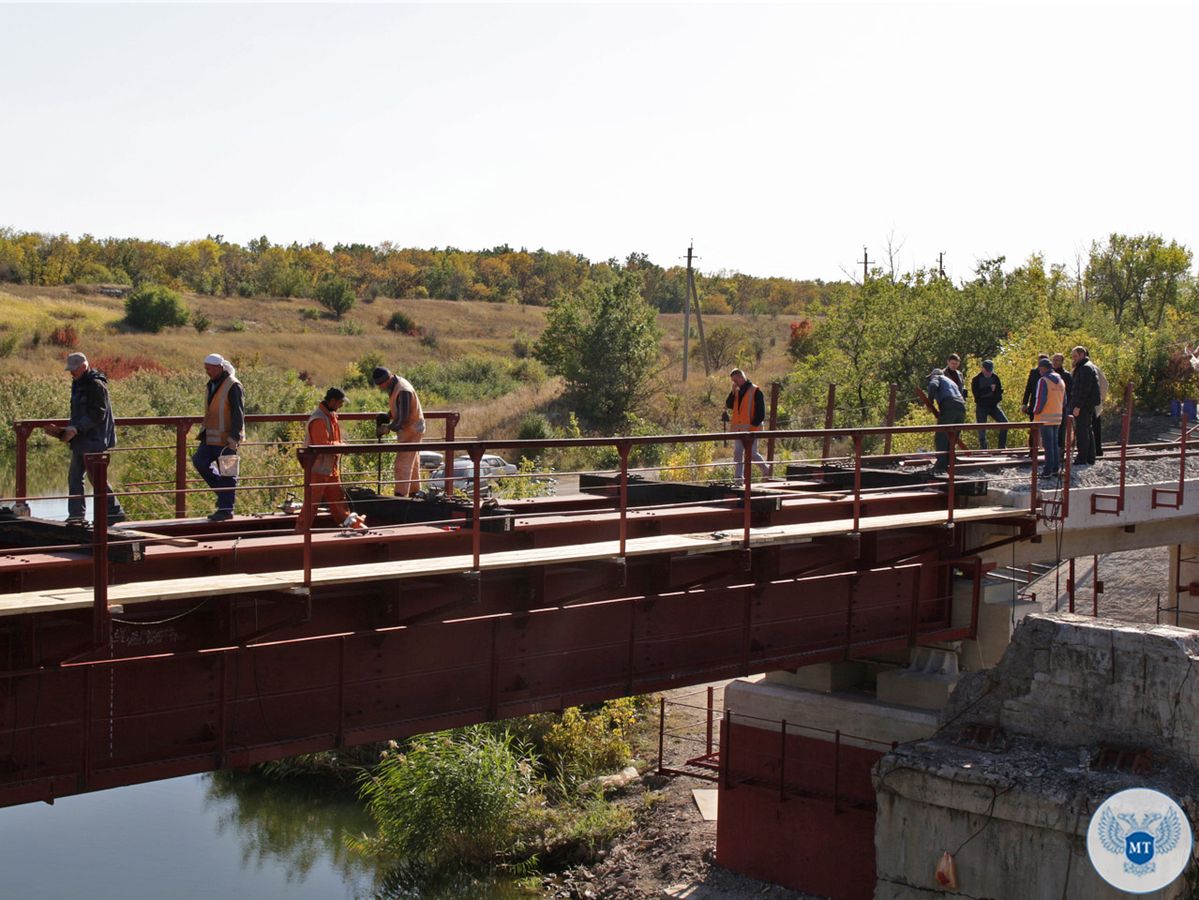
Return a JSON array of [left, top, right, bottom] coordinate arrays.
[[0, 284, 796, 442]]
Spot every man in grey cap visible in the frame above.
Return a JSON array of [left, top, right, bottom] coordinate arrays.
[[970, 359, 1007, 450], [44, 353, 126, 525]]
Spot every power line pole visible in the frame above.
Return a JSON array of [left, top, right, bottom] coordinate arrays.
[[938, 251, 946, 279], [682, 244, 692, 382], [687, 242, 711, 378], [858, 246, 871, 283]]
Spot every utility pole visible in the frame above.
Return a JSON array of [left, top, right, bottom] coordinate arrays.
[[682, 244, 692, 382], [687, 242, 711, 378], [858, 246, 871, 283], [938, 251, 946, 279]]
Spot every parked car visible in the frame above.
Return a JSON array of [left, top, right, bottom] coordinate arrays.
[[427, 458, 495, 496], [479, 454, 518, 477], [419, 450, 444, 471]]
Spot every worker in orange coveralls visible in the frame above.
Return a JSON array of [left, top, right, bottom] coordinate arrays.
[[296, 387, 366, 532]]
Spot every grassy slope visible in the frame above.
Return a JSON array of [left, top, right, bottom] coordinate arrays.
[[0, 285, 796, 437]]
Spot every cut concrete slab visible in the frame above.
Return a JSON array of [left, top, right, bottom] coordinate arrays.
[[692, 788, 718, 821]]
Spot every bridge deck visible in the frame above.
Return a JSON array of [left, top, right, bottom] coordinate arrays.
[[0, 504, 1024, 617]]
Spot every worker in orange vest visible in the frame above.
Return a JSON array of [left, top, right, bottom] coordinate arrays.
[[1031, 357, 1066, 478], [193, 353, 244, 522], [296, 387, 367, 532], [371, 366, 426, 497], [724, 368, 770, 483]]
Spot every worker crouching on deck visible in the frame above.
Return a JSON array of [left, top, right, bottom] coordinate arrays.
[[296, 387, 366, 532], [193, 353, 244, 523], [371, 366, 425, 497]]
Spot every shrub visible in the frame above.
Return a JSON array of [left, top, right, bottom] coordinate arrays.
[[338, 319, 364, 336], [410, 285, 429, 299], [419, 328, 439, 349], [89, 355, 168, 380], [315, 274, 357, 320], [192, 311, 212, 333], [48, 324, 79, 348], [124, 283, 189, 333], [228, 319, 247, 333], [512, 331, 532, 359], [0, 333, 18, 358], [386, 310, 416, 334], [355, 726, 538, 873], [300, 307, 322, 321]]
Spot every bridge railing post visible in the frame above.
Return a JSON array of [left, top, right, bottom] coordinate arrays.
[[299, 449, 314, 587], [821, 383, 836, 463], [617, 440, 631, 558], [852, 433, 863, 531], [89, 453, 111, 647], [947, 427, 957, 526], [741, 433, 753, 550], [444, 414, 458, 497], [765, 382, 781, 467], [13, 423, 32, 516], [174, 422, 191, 518], [883, 384, 897, 457], [1029, 424, 1039, 514], [469, 444, 485, 570]]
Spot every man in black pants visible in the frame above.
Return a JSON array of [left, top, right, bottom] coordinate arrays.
[[1070, 346, 1100, 465]]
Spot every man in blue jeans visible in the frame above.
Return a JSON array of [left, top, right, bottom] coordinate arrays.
[[192, 353, 245, 522], [927, 367, 966, 473], [1031, 358, 1066, 477], [970, 359, 1008, 450]]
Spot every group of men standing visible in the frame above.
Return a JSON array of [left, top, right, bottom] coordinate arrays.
[[926, 347, 1107, 476], [53, 352, 425, 531]]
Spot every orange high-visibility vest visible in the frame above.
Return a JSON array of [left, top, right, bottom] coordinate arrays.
[[730, 383, 760, 432], [203, 376, 244, 446], [303, 404, 342, 476], [1033, 375, 1065, 424], [387, 375, 424, 435]]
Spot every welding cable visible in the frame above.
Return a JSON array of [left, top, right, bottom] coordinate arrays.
[[950, 780, 1016, 857], [111, 598, 210, 626]]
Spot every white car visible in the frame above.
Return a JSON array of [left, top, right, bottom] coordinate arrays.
[[419, 450, 444, 471], [427, 458, 495, 495], [479, 454, 518, 477]]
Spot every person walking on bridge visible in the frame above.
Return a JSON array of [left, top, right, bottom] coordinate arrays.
[[296, 387, 366, 532], [724, 368, 770, 483], [927, 367, 966, 473], [193, 353, 244, 522], [49, 352, 126, 526], [372, 366, 425, 496]]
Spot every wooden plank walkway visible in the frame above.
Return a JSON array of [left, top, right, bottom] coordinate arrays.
[[0, 505, 1027, 618]]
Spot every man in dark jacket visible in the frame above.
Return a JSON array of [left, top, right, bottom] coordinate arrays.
[[50, 352, 126, 525], [970, 359, 1007, 449], [1070, 346, 1101, 465], [944, 353, 964, 389], [1021, 353, 1050, 413]]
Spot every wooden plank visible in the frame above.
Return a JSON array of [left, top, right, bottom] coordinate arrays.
[[0, 505, 1025, 617]]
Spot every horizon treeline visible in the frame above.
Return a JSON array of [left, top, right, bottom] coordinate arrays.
[[0, 229, 838, 316]]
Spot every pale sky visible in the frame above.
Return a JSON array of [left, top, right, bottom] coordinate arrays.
[[1, 2, 1195, 282]]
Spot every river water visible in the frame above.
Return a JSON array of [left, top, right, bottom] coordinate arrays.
[[0, 451, 525, 899]]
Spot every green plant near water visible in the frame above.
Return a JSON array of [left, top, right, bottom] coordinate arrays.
[[352, 726, 540, 873]]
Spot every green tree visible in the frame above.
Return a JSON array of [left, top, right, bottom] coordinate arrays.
[[123, 283, 189, 332], [314, 274, 356, 319], [534, 270, 663, 429], [1086, 233, 1193, 329]]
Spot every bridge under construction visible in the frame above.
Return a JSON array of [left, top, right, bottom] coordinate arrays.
[[3, 386, 1197, 900]]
